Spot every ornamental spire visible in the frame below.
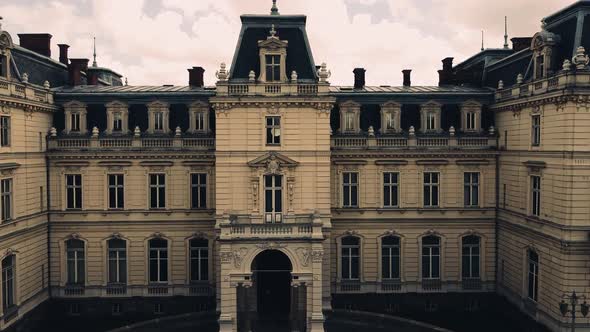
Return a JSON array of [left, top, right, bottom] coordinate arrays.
[[0, 17, 3, 31], [481, 30, 484, 51], [504, 16, 509, 49], [92, 36, 97, 67], [271, 0, 280, 15]]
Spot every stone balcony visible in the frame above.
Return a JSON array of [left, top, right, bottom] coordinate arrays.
[[218, 214, 324, 241], [0, 76, 54, 104], [215, 81, 330, 97], [495, 69, 590, 102], [47, 135, 215, 151], [331, 134, 497, 150]]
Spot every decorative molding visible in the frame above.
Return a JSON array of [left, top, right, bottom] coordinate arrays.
[[374, 160, 408, 166], [255, 242, 287, 250], [455, 159, 490, 165], [247, 151, 299, 173], [416, 160, 449, 165]]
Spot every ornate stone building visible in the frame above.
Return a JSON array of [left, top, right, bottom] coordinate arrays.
[[0, 1, 590, 332]]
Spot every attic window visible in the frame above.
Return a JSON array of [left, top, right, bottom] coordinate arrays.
[[265, 55, 281, 82], [0, 55, 6, 77]]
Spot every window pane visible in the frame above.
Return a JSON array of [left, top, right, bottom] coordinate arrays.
[[351, 257, 359, 279], [351, 186, 358, 206]]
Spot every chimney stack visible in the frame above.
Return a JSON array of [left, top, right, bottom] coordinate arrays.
[[58, 44, 69, 65], [438, 57, 454, 86], [87, 70, 99, 85], [353, 68, 366, 90], [188, 67, 205, 88], [18, 33, 52, 58], [68, 58, 89, 86], [402, 69, 412, 87]]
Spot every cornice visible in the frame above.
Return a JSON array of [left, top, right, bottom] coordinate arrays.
[[48, 153, 215, 161], [491, 93, 574, 113], [211, 99, 335, 112], [331, 151, 497, 160], [0, 96, 58, 113]]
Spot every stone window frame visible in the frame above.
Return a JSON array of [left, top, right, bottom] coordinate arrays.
[[64, 173, 83, 211], [0, 177, 13, 223], [381, 170, 401, 208], [460, 100, 482, 133], [457, 231, 487, 282], [144, 234, 172, 286], [189, 172, 208, 210], [420, 101, 442, 134], [0, 250, 19, 317], [188, 101, 210, 135], [147, 172, 168, 210], [257, 26, 289, 83], [335, 232, 365, 283], [105, 101, 129, 135], [339, 100, 361, 135], [146, 101, 170, 135], [422, 171, 441, 208], [417, 231, 446, 283], [265, 115, 282, 146], [0, 114, 11, 148], [376, 231, 406, 283], [105, 172, 126, 211], [100, 234, 130, 286], [531, 113, 541, 148], [463, 172, 481, 208], [341, 171, 359, 208], [380, 101, 402, 134], [185, 234, 213, 284], [0, 30, 14, 79], [523, 247, 540, 303], [58, 234, 88, 287], [63, 101, 88, 135]]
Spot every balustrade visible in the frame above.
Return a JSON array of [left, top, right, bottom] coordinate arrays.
[[221, 221, 317, 240], [0, 76, 53, 103], [49, 135, 214, 151]]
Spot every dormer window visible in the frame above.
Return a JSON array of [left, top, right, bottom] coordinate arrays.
[[535, 55, 545, 79], [195, 112, 205, 131], [466, 112, 476, 130], [344, 113, 355, 132], [113, 112, 123, 132], [71, 113, 81, 132], [420, 101, 442, 134], [188, 101, 209, 134], [530, 31, 560, 80], [265, 55, 281, 82], [154, 112, 164, 131], [426, 113, 436, 131]]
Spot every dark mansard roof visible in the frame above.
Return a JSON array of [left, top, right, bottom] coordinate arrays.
[[229, 15, 317, 81]]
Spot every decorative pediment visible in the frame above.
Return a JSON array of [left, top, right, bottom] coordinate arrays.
[[0, 31, 14, 50], [340, 100, 361, 109], [461, 100, 482, 108], [146, 100, 169, 109], [258, 25, 288, 49], [421, 100, 442, 109], [381, 101, 402, 109], [62, 100, 87, 110], [247, 152, 299, 173], [105, 100, 128, 109], [189, 101, 209, 110], [531, 30, 560, 50]]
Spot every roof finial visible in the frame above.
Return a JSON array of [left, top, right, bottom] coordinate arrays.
[[271, 0, 280, 15], [92, 36, 97, 67], [0, 16, 4, 31], [481, 30, 484, 51], [125, 77, 128, 86], [270, 24, 277, 37], [504, 16, 509, 49]]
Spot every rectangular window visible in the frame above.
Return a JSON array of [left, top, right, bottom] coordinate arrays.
[[461, 236, 480, 279], [463, 172, 480, 207], [265, 54, 281, 82], [341, 237, 360, 280], [1, 178, 12, 222], [149, 239, 168, 283], [113, 112, 123, 131], [195, 112, 205, 131], [108, 174, 124, 209], [531, 115, 541, 146], [264, 175, 282, 223], [189, 239, 209, 282], [381, 237, 400, 280], [107, 239, 127, 284], [421, 237, 440, 279], [423, 172, 439, 207], [154, 112, 164, 131], [527, 251, 539, 302], [383, 172, 399, 208], [66, 174, 82, 210], [0, 116, 10, 147], [531, 176, 541, 217], [70, 113, 80, 132], [344, 112, 355, 132], [190, 173, 207, 209], [385, 113, 395, 130], [265, 116, 281, 145], [342, 172, 358, 208], [149, 174, 166, 209], [466, 112, 476, 130], [66, 240, 85, 285], [536, 55, 545, 79], [426, 113, 436, 130], [1, 255, 15, 312]]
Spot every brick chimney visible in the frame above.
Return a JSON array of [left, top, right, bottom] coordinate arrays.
[[18, 34, 52, 58], [87, 69, 99, 85], [188, 67, 205, 87], [58, 44, 69, 65], [68, 58, 89, 86], [402, 69, 412, 87], [438, 57, 454, 86], [511, 37, 533, 52], [353, 68, 366, 89]]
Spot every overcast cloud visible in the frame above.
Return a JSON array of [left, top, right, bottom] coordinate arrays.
[[0, 0, 575, 86]]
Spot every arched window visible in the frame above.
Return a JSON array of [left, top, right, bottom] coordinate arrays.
[[107, 239, 127, 284], [189, 238, 208, 282], [66, 239, 85, 285], [341, 236, 360, 280], [461, 235, 480, 279], [148, 239, 168, 283], [381, 236, 400, 280], [1, 255, 15, 312], [421, 236, 440, 280], [527, 250, 539, 302]]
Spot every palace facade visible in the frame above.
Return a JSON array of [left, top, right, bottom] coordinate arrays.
[[1, 1, 590, 332]]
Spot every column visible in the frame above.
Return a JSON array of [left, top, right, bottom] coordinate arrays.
[[308, 245, 325, 332], [219, 245, 237, 332]]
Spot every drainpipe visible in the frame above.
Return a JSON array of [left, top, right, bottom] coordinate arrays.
[[45, 151, 52, 299]]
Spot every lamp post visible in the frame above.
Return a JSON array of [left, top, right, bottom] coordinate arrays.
[[559, 291, 589, 332]]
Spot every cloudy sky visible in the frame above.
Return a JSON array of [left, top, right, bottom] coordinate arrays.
[[0, 0, 575, 86]]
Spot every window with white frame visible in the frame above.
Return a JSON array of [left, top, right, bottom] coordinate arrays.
[[113, 112, 123, 132], [383, 172, 399, 208], [1, 255, 15, 313], [531, 175, 541, 217], [342, 172, 358, 208], [108, 174, 124, 209], [385, 113, 395, 130], [535, 55, 545, 79], [265, 116, 281, 145], [66, 239, 85, 285], [423, 172, 439, 207], [70, 113, 81, 132], [0, 116, 10, 147], [265, 55, 281, 82], [461, 235, 480, 279], [148, 238, 168, 283], [189, 238, 208, 282], [66, 174, 82, 210], [149, 174, 166, 209], [344, 112, 355, 132], [195, 112, 205, 132], [341, 236, 360, 280], [107, 239, 127, 284], [154, 112, 164, 131], [426, 112, 436, 131], [527, 250, 539, 302], [531, 115, 541, 146], [421, 236, 440, 280], [190, 174, 207, 209], [1, 178, 12, 222], [381, 236, 400, 280], [466, 112, 476, 131], [464, 172, 479, 207], [264, 174, 282, 223]]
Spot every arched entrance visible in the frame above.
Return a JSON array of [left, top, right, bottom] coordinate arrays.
[[251, 250, 292, 316]]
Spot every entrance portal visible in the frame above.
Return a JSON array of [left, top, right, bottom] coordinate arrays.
[[252, 250, 292, 316]]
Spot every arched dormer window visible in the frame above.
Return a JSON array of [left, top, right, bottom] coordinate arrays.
[[258, 25, 288, 83], [0, 29, 15, 79], [531, 31, 561, 80]]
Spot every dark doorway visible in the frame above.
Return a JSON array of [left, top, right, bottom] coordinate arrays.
[[251, 250, 292, 316]]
